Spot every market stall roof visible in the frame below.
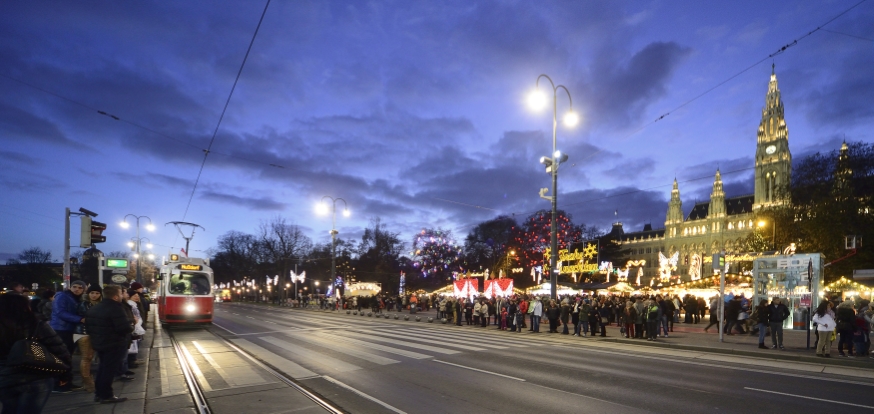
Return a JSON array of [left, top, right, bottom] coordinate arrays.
[[585, 281, 619, 290]]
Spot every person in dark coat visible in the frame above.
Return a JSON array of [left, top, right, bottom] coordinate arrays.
[[49, 280, 86, 392], [0, 293, 71, 413], [559, 299, 571, 334], [85, 285, 133, 404], [545, 300, 560, 333]]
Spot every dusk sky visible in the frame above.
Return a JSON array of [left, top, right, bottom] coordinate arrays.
[[2, 1, 872, 263]]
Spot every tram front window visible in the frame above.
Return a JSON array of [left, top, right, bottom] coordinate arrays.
[[169, 272, 211, 295]]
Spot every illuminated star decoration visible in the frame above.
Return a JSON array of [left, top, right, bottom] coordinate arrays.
[[658, 252, 679, 282], [689, 254, 702, 281], [583, 243, 598, 260], [616, 268, 629, 282]]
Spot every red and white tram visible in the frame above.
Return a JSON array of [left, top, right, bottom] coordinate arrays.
[[156, 254, 214, 326]]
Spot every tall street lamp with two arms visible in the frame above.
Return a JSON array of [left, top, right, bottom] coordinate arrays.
[[120, 214, 155, 285], [316, 196, 350, 309], [528, 74, 579, 300]]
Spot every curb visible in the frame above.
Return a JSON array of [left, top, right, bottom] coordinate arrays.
[[587, 336, 874, 370]]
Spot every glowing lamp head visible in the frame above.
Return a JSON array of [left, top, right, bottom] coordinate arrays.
[[146, 243, 153, 249], [527, 89, 547, 111], [342, 209, 350, 217], [119, 221, 130, 229], [315, 202, 329, 215], [127, 242, 134, 248], [563, 111, 579, 127], [758, 221, 766, 228], [145, 223, 155, 231]]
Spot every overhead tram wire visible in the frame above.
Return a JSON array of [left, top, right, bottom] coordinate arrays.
[[181, 0, 271, 221], [0, 74, 289, 171], [447, 0, 869, 233]]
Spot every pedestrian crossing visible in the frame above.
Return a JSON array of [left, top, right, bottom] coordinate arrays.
[[206, 311, 573, 381], [207, 305, 589, 383]]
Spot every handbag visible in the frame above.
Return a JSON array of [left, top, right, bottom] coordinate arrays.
[[601, 317, 609, 324], [7, 326, 69, 374]]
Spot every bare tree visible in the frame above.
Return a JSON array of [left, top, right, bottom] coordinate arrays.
[[258, 216, 313, 281], [18, 247, 52, 264]]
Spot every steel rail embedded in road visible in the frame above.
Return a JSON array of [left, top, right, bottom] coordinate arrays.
[[168, 331, 211, 414], [169, 323, 344, 414], [220, 337, 345, 414]]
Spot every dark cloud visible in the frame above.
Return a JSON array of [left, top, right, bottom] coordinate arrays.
[[578, 41, 692, 129], [562, 186, 669, 232], [0, 150, 38, 165], [199, 191, 285, 211], [0, 103, 79, 148]]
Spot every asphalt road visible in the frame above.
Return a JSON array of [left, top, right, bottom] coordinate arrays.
[[206, 303, 874, 414]]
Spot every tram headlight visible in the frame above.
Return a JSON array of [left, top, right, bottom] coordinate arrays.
[[185, 303, 197, 313]]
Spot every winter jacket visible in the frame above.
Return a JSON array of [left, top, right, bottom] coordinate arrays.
[[559, 304, 570, 323], [518, 300, 528, 315], [835, 307, 856, 331], [623, 307, 637, 324], [533, 301, 543, 317], [546, 305, 560, 321], [85, 299, 133, 352], [0, 317, 71, 388], [767, 303, 790, 323], [49, 290, 82, 333], [811, 312, 836, 332], [754, 305, 770, 324], [645, 304, 660, 321], [37, 299, 53, 321], [633, 302, 646, 324]]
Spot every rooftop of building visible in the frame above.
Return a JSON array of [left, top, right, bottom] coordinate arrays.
[[686, 194, 754, 221]]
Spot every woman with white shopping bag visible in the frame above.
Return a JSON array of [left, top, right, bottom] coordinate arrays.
[[126, 290, 146, 368]]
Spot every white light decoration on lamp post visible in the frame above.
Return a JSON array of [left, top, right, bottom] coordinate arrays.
[[527, 74, 578, 300]]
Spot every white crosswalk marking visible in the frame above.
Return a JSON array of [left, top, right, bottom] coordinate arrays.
[[315, 332, 433, 360], [342, 330, 460, 354], [398, 328, 528, 348], [260, 336, 361, 372], [230, 338, 318, 379], [283, 332, 400, 365], [363, 329, 486, 351]]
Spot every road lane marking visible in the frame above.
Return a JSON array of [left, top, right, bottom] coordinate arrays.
[[260, 336, 361, 372], [402, 327, 528, 347], [229, 338, 317, 379], [178, 342, 212, 391], [316, 332, 433, 359], [433, 360, 525, 381], [191, 340, 267, 387], [551, 344, 874, 387], [362, 330, 484, 351], [344, 331, 460, 354], [744, 387, 874, 408], [322, 375, 407, 414], [284, 333, 400, 365], [211, 322, 238, 335]]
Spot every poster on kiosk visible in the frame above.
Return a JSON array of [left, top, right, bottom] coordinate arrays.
[[99, 255, 131, 288]]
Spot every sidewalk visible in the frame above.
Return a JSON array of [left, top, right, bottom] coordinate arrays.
[[292, 304, 874, 370], [42, 310, 156, 414]]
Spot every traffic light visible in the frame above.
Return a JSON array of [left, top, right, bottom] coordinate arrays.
[[79, 216, 107, 247], [712, 252, 725, 271]]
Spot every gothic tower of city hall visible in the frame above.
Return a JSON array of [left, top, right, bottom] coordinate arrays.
[[617, 66, 795, 284], [754, 64, 792, 210]]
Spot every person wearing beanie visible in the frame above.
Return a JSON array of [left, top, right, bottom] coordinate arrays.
[[835, 299, 857, 357], [129, 282, 149, 327], [76, 285, 103, 392], [38, 290, 55, 321], [50, 280, 87, 392]]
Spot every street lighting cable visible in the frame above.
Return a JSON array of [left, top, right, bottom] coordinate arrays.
[[181, 0, 271, 221]]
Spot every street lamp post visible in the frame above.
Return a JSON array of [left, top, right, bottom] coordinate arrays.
[[121, 215, 155, 285], [317, 196, 349, 308], [757, 220, 777, 251], [528, 74, 578, 300]]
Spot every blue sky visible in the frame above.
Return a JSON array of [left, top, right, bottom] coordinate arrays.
[[1, 0, 872, 262]]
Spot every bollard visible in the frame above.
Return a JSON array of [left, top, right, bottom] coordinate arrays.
[[352, 311, 358, 315], [441, 318, 447, 324], [428, 317, 434, 323], [346, 310, 351, 314]]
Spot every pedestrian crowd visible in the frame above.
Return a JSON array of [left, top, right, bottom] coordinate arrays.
[[0, 280, 151, 413]]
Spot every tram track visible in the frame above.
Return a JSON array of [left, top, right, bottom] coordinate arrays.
[[165, 326, 344, 414]]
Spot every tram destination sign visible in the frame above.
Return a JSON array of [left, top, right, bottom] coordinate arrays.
[[179, 264, 203, 271]]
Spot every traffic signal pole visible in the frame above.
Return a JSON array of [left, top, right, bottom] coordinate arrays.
[[63, 208, 71, 289]]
